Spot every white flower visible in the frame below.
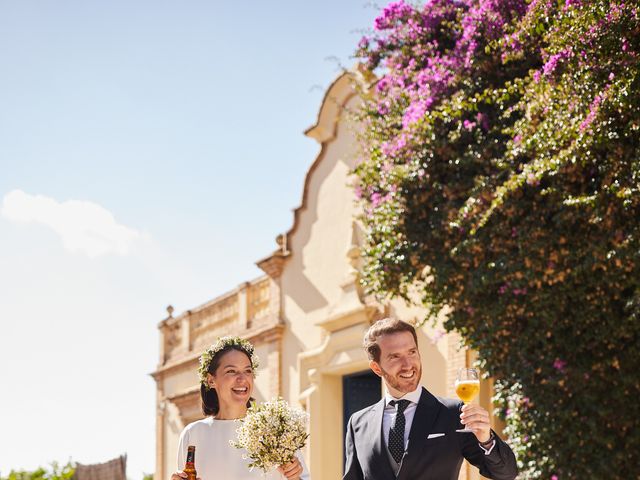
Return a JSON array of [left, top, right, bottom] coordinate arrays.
[[231, 398, 309, 473]]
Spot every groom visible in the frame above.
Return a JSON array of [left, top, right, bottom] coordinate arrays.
[[343, 318, 518, 480]]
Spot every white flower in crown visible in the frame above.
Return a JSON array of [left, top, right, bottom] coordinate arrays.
[[231, 397, 309, 473], [198, 336, 260, 389]]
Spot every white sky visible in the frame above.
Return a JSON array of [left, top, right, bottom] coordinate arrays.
[[0, 1, 378, 477]]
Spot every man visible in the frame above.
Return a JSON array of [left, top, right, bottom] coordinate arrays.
[[343, 318, 518, 480]]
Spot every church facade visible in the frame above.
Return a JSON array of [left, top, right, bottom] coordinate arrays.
[[151, 72, 499, 480]]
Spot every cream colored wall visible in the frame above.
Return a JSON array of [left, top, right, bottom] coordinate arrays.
[[253, 342, 273, 402], [162, 366, 198, 398], [163, 402, 183, 479]]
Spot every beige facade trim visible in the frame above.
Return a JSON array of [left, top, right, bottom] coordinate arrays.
[[297, 317, 373, 480], [259, 72, 358, 266]]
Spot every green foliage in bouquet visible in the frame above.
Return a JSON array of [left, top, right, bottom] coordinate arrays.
[[353, 0, 640, 477]]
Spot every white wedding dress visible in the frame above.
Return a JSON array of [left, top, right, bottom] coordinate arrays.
[[177, 417, 310, 480]]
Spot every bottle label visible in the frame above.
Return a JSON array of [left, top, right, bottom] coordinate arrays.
[[186, 447, 195, 464]]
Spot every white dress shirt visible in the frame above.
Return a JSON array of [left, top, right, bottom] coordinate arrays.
[[382, 385, 423, 450], [383, 385, 496, 461]]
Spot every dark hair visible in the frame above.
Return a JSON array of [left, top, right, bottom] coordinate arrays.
[[200, 345, 254, 416], [363, 317, 418, 363]]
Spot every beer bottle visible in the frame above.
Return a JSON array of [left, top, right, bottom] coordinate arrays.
[[183, 446, 197, 480]]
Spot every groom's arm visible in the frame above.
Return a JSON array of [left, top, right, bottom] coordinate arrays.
[[343, 416, 364, 480], [461, 429, 518, 480]]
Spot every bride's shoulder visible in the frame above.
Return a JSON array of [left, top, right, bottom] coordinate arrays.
[[182, 416, 214, 434]]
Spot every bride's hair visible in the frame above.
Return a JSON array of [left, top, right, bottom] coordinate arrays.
[[200, 345, 254, 416]]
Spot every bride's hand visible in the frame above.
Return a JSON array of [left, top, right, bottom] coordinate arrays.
[[278, 458, 303, 479], [170, 472, 200, 480]]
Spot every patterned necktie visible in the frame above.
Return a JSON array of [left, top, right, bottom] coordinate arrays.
[[388, 399, 410, 464]]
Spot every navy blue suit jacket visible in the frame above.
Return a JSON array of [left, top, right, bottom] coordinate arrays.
[[343, 387, 518, 480]]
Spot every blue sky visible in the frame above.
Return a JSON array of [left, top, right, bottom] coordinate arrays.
[[0, 1, 379, 477]]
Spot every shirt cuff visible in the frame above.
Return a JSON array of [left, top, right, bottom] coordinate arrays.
[[478, 440, 496, 455]]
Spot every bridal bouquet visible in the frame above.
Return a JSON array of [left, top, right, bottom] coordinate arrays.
[[232, 398, 310, 473]]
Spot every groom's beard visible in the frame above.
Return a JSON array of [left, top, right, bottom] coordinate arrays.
[[380, 364, 422, 394]]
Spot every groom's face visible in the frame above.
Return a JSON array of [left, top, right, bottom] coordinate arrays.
[[370, 331, 422, 397]]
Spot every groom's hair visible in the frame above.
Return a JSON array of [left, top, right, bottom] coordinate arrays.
[[363, 317, 418, 363]]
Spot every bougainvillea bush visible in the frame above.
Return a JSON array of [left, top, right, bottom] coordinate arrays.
[[353, 0, 640, 477]]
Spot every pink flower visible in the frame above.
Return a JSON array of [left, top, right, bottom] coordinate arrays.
[[533, 70, 542, 83], [476, 112, 489, 130], [374, 0, 413, 31], [543, 50, 570, 77], [376, 77, 391, 93], [553, 358, 567, 372], [378, 100, 391, 115], [463, 120, 476, 130], [402, 99, 431, 127], [580, 91, 606, 131]]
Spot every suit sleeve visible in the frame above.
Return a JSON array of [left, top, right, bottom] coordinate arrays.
[[460, 428, 518, 480], [342, 416, 364, 480]]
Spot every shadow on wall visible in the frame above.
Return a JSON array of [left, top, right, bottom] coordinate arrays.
[[416, 329, 447, 396], [287, 266, 329, 313]]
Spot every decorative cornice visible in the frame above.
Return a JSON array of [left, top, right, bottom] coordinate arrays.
[[314, 304, 379, 333], [167, 387, 202, 426], [256, 250, 289, 279], [159, 277, 269, 330], [168, 386, 200, 404]]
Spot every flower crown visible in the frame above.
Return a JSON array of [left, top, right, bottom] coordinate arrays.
[[198, 336, 260, 389]]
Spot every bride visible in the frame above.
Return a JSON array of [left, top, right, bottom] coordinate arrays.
[[170, 336, 310, 480]]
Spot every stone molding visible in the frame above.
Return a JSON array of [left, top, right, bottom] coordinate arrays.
[[151, 323, 285, 382]]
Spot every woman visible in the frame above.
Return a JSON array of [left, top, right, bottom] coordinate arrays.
[[171, 336, 310, 480]]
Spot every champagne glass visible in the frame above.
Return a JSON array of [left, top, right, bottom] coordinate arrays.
[[455, 367, 480, 433]]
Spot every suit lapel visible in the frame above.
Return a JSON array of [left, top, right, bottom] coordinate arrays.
[[369, 398, 396, 480], [396, 388, 442, 480]]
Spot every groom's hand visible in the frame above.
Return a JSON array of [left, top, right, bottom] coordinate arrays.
[[460, 404, 492, 443], [278, 458, 303, 479]]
